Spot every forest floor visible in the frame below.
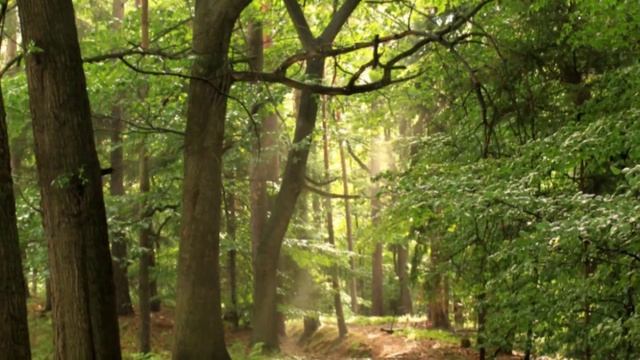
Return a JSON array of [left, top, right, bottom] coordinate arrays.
[[27, 298, 522, 359]]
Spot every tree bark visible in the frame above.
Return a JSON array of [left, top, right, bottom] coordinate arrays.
[[0, 83, 31, 360], [172, 1, 250, 358], [17, 0, 122, 358], [110, 0, 134, 317]]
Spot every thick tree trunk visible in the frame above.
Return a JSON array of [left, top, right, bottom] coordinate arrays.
[[0, 85, 31, 360], [252, 58, 325, 350], [109, 0, 134, 317], [322, 98, 348, 337], [172, 1, 249, 358], [17, 0, 122, 358]]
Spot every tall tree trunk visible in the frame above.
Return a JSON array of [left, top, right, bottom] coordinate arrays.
[[393, 121, 412, 315], [138, 145, 152, 354], [137, 0, 153, 353], [224, 190, 239, 329], [172, 1, 250, 358], [17, 0, 122, 358], [370, 134, 384, 316], [110, 0, 134, 317], [322, 98, 347, 337], [337, 114, 359, 314], [248, 20, 279, 268], [0, 82, 31, 359]]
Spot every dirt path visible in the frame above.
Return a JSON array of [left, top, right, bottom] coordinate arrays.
[[281, 324, 479, 360]]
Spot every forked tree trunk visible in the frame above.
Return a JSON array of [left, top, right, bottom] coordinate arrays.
[[17, 0, 122, 358], [172, 1, 250, 358], [252, 58, 325, 350], [109, 0, 134, 317], [0, 84, 31, 360], [251, 0, 361, 349]]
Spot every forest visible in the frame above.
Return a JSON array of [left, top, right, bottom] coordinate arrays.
[[0, 0, 639, 359]]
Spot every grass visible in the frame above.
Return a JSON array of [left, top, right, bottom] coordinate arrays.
[[396, 327, 460, 344]]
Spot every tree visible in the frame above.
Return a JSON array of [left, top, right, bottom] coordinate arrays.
[[0, 57, 31, 360], [109, 0, 134, 318], [17, 0, 122, 358], [251, 0, 361, 349], [172, 0, 251, 358]]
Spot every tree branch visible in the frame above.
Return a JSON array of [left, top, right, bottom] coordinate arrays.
[[304, 183, 360, 199], [346, 140, 370, 173], [320, 0, 362, 44], [283, 0, 317, 51]]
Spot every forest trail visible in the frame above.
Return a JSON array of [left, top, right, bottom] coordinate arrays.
[[27, 297, 530, 359], [279, 321, 520, 360], [28, 300, 522, 359]]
